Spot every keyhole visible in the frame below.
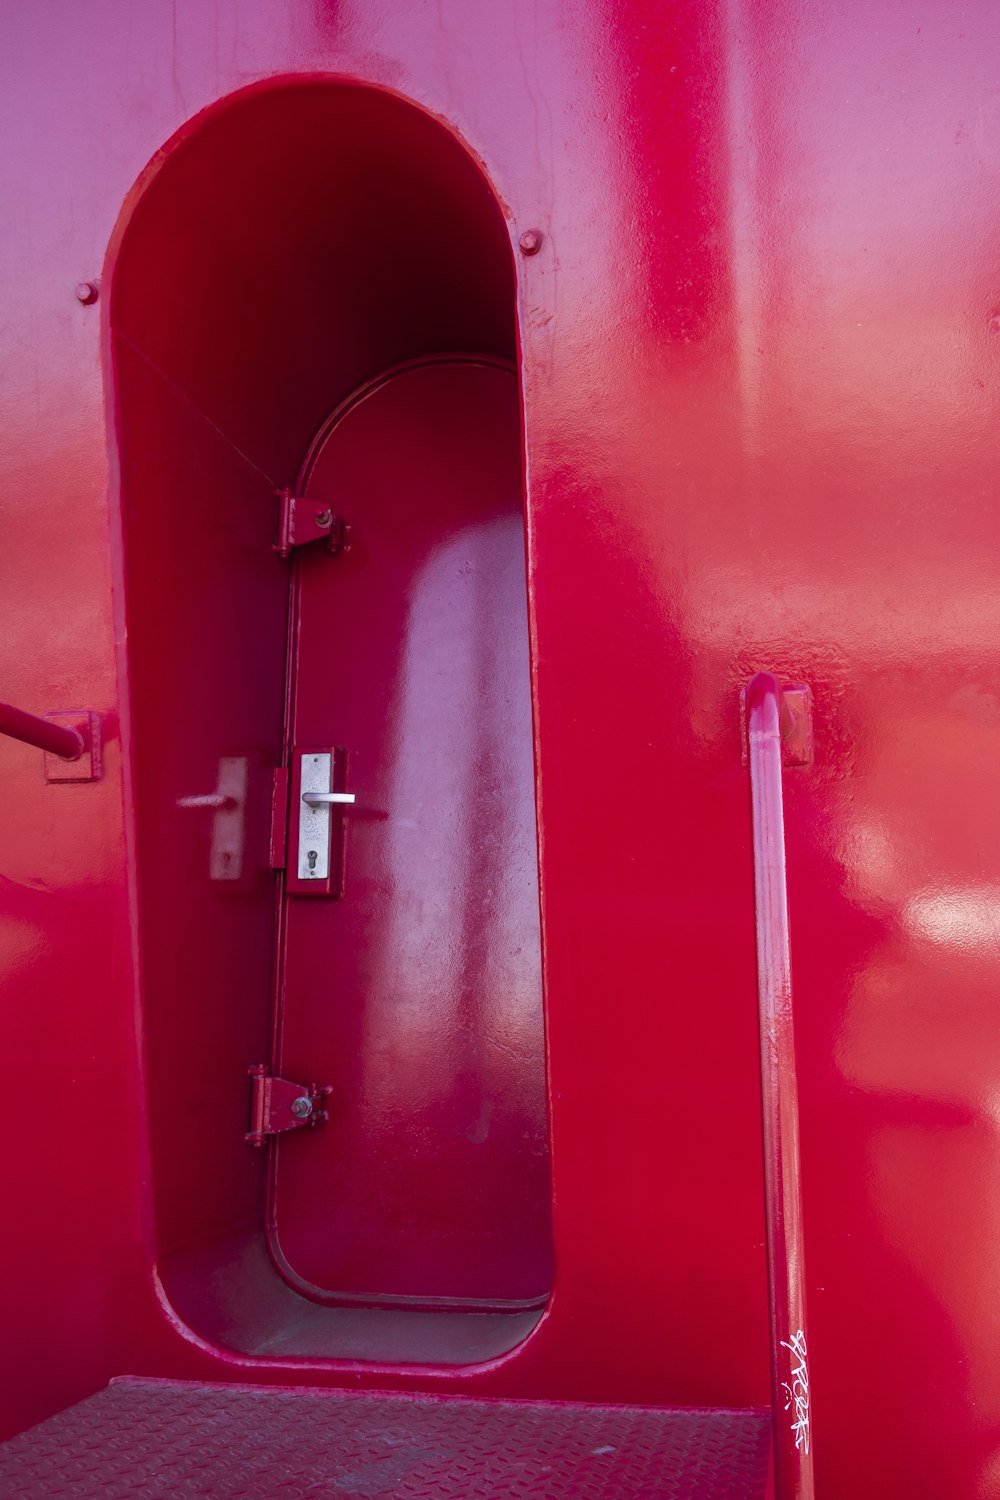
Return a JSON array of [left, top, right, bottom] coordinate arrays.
[[307, 849, 318, 872]]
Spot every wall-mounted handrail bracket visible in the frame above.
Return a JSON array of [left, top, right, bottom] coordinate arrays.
[[0, 701, 103, 782], [245, 1065, 332, 1147], [744, 671, 816, 1500], [274, 488, 350, 560], [740, 681, 813, 768], [43, 712, 102, 783]]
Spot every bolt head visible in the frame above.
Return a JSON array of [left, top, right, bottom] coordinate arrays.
[[518, 229, 543, 256], [290, 1096, 313, 1119], [75, 281, 99, 305]]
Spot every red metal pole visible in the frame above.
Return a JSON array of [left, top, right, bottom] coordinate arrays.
[[746, 673, 815, 1500], [0, 701, 84, 760]]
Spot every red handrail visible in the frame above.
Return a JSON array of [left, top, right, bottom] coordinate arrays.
[[746, 673, 815, 1500], [0, 701, 85, 760]]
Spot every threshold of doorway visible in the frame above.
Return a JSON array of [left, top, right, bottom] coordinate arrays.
[[161, 1231, 544, 1365]]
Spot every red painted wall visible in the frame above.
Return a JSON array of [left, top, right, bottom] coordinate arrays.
[[2, 3, 1000, 1495]]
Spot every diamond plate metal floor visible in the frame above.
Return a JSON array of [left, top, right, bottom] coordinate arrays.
[[0, 1378, 771, 1499]]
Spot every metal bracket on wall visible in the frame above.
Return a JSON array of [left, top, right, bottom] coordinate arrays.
[[245, 1065, 332, 1146], [274, 488, 350, 560], [42, 711, 103, 782], [739, 682, 813, 768], [0, 702, 103, 782]]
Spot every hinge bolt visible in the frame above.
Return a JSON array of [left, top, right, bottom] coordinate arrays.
[[290, 1096, 313, 1119]]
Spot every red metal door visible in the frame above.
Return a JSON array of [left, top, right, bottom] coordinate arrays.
[[271, 357, 552, 1308]]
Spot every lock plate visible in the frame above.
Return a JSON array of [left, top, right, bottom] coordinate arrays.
[[286, 747, 352, 896], [299, 752, 335, 883]]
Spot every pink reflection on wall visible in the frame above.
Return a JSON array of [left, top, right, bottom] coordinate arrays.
[[367, 517, 542, 1114]]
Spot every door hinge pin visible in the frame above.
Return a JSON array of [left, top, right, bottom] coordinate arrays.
[[245, 1065, 332, 1146], [275, 488, 350, 560]]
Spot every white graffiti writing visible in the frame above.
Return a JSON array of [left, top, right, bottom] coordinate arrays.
[[780, 1329, 810, 1455]]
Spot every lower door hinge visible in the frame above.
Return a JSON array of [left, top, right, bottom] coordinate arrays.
[[275, 488, 350, 560], [246, 1066, 332, 1146]]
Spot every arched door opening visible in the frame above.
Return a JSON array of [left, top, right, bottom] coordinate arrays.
[[110, 79, 551, 1363]]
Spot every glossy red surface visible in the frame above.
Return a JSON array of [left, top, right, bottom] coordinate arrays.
[[277, 358, 550, 1309], [105, 83, 550, 1363], [3, 4, 1000, 1495]]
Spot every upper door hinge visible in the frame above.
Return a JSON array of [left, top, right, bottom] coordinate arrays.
[[275, 487, 350, 560]]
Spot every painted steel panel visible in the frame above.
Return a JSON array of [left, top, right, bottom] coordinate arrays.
[[276, 359, 551, 1306], [1, 3, 999, 1494]]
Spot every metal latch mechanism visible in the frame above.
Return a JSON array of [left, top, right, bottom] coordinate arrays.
[[274, 488, 350, 560], [285, 747, 356, 896], [246, 1065, 332, 1146]]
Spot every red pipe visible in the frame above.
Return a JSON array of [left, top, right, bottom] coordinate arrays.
[[0, 701, 84, 760], [746, 673, 815, 1500]]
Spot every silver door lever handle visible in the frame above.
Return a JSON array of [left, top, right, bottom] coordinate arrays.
[[302, 791, 356, 805]]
